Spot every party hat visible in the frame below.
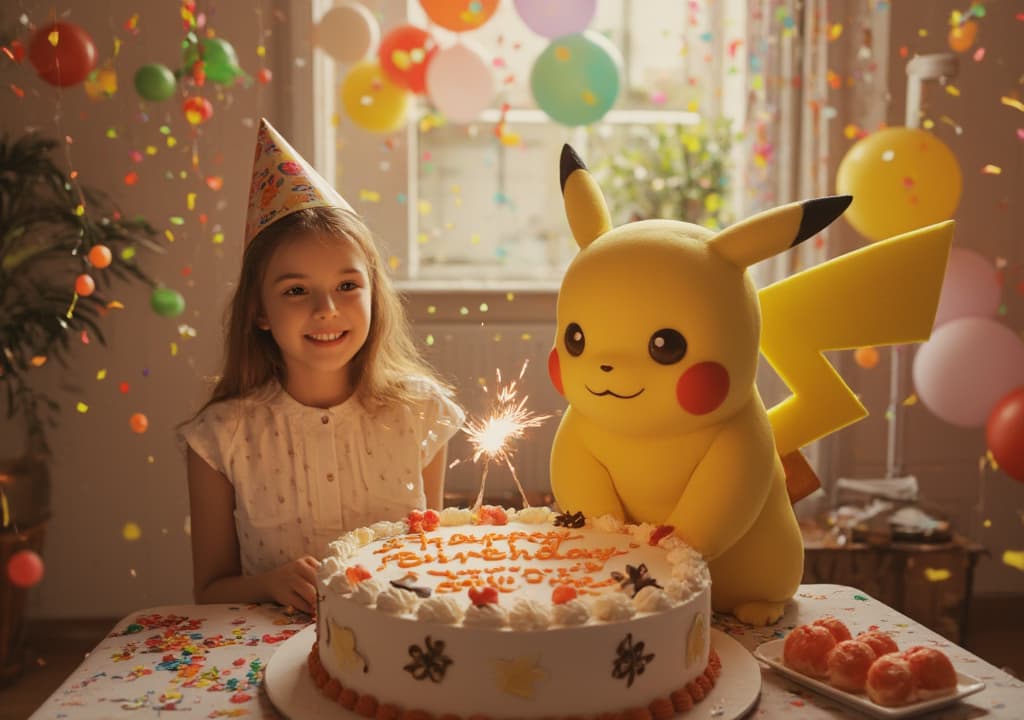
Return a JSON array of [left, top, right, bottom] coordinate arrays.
[[244, 118, 354, 245]]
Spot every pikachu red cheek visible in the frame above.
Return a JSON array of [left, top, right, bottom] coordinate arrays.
[[548, 348, 564, 396], [676, 362, 730, 415]]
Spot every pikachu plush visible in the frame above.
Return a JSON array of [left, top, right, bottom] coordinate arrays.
[[549, 145, 952, 625]]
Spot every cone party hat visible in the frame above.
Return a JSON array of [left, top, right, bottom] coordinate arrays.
[[244, 118, 354, 245]]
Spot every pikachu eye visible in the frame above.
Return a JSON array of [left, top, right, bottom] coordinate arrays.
[[564, 323, 585, 357], [649, 329, 687, 365]]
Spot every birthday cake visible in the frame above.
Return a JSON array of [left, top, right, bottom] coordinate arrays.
[[310, 506, 718, 718]]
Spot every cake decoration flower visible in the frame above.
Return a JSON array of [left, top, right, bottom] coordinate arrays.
[[611, 563, 662, 597], [612, 632, 655, 688], [404, 636, 453, 683], [468, 586, 500, 607], [553, 510, 586, 528]]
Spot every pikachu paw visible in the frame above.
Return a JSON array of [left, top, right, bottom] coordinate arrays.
[[733, 600, 785, 626]]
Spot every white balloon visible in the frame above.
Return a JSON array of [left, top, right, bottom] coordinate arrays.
[[316, 2, 379, 63], [426, 41, 495, 124]]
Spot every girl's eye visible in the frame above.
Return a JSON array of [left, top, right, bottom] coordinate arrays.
[[284, 286, 306, 296], [338, 281, 359, 291]]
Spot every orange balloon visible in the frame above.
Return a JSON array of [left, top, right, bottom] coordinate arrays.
[[88, 244, 112, 268], [419, 0, 499, 32], [129, 412, 149, 434], [947, 21, 978, 53], [854, 347, 880, 369], [75, 273, 95, 296]]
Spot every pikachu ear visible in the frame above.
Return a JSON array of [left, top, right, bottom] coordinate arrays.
[[560, 144, 612, 250], [708, 196, 852, 269]]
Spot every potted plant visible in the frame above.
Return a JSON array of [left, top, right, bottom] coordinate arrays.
[[0, 132, 161, 684], [589, 119, 735, 228]]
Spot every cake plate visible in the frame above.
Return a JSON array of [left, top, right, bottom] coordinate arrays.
[[265, 626, 761, 719]]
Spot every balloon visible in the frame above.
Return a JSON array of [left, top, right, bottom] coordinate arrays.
[[134, 63, 176, 101], [948, 21, 978, 53], [182, 37, 244, 85], [912, 317, 1024, 428], [987, 387, 1024, 482], [182, 96, 214, 125], [88, 244, 112, 268], [28, 21, 97, 87], [514, 0, 597, 38], [854, 346, 880, 369], [7, 550, 44, 588], [75, 274, 95, 297], [341, 60, 411, 132], [425, 42, 494, 124], [419, 0, 500, 32], [151, 287, 186, 317], [933, 248, 1001, 328], [378, 24, 437, 94], [836, 127, 962, 242], [317, 2, 379, 63], [530, 31, 622, 126]]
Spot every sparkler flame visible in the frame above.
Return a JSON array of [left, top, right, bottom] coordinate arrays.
[[462, 360, 550, 512]]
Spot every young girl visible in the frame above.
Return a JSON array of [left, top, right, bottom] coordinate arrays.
[[179, 120, 464, 613]]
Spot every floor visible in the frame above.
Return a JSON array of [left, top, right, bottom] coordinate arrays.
[[0, 600, 1021, 720]]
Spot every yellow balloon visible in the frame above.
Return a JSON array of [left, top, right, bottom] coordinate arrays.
[[341, 60, 410, 133], [836, 127, 961, 242]]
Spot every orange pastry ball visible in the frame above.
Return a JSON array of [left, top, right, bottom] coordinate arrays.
[[784, 624, 837, 678], [866, 654, 916, 707], [856, 629, 900, 658], [827, 640, 877, 692], [813, 615, 853, 643], [904, 646, 958, 699]]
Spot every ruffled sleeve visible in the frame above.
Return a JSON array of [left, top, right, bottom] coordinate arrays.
[[177, 401, 241, 479], [410, 377, 465, 465]]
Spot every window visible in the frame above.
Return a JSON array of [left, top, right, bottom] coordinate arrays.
[[310, 0, 747, 288]]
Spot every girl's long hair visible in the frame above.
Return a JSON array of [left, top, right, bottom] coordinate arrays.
[[199, 206, 450, 413]]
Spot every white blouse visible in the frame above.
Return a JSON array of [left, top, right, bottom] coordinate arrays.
[[179, 376, 464, 575]]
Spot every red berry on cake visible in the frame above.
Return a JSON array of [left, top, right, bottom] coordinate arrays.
[[345, 564, 371, 585], [649, 525, 675, 546], [826, 639, 877, 692], [468, 586, 499, 607], [552, 585, 578, 604], [866, 654, 916, 706], [422, 509, 440, 532], [477, 505, 509, 526], [813, 615, 852, 643], [783, 624, 837, 678], [903, 646, 957, 700], [407, 510, 425, 532], [855, 629, 900, 658]]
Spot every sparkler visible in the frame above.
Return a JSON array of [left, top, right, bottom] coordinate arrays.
[[462, 360, 550, 512]]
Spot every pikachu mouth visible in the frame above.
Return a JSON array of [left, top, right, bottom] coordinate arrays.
[[585, 386, 644, 399]]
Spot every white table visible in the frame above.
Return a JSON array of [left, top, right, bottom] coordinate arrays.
[[29, 584, 1024, 719]]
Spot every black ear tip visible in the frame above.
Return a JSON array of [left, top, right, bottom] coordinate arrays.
[[793, 195, 853, 246], [560, 144, 587, 192]]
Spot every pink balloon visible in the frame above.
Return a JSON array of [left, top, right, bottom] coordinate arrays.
[[933, 248, 1001, 328], [425, 41, 494, 124], [514, 0, 597, 38], [912, 317, 1024, 428]]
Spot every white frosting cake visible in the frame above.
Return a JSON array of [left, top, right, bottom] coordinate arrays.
[[311, 506, 715, 718]]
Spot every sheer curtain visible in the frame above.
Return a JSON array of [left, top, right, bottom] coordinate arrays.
[[732, 0, 892, 477]]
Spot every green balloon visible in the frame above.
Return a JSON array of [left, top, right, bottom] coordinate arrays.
[[151, 287, 186, 318], [182, 37, 244, 86], [134, 63, 177, 101]]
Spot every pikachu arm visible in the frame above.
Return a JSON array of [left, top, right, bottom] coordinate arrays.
[[549, 410, 624, 520], [665, 402, 775, 561]]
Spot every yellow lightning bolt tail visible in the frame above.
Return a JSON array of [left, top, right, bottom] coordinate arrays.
[[760, 221, 954, 456]]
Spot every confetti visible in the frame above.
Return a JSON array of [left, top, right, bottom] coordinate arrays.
[[924, 568, 951, 582], [981, 164, 1002, 175], [1003, 550, 1024, 572], [123, 522, 142, 541]]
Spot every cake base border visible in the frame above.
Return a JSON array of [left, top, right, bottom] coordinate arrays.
[[266, 626, 761, 720]]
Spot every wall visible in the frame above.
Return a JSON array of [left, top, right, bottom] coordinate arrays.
[[1, 0, 298, 616], [831, 0, 1023, 595]]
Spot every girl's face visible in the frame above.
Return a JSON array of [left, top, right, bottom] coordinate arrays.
[[258, 232, 372, 402]]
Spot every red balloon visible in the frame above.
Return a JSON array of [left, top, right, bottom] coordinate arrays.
[[987, 386, 1024, 482], [28, 21, 97, 87], [378, 25, 437, 94]]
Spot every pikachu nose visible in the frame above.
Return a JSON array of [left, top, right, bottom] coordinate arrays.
[[600, 364, 613, 372]]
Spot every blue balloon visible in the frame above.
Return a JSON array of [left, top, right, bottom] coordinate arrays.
[[530, 31, 621, 126]]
